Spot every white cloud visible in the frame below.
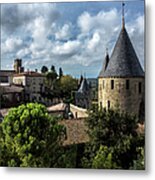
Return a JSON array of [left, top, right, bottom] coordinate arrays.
[[2, 37, 23, 54], [1, 3, 144, 75], [27, 16, 54, 60], [55, 24, 72, 40], [52, 40, 81, 56], [16, 48, 30, 58], [127, 15, 144, 68], [1, 3, 60, 35], [87, 32, 101, 50], [77, 9, 119, 34]]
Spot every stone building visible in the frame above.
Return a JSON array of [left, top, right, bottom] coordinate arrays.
[[0, 84, 24, 108], [98, 8, 144, 121], [0, 70, 15, 84], [13, 71, 46, 103], [14, 59, 24, 73], [0, 59, 24, 84]]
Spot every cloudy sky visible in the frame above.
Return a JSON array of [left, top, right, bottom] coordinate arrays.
[[0, 0, 144, 78]]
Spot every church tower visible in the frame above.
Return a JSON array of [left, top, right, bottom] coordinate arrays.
[[98, 3, 144, 120]]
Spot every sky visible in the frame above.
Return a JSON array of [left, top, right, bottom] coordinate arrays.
[[0, 0, 144, 78]]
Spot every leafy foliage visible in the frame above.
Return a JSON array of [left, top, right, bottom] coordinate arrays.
[[81, 107, 145, 169], [0, 103, 66, 167], [92, 145, 118, 169], [59, 67, 63, 78], [130, 147, 145, 170], [58, 75, 78, 102], [46, 71, 58, 89], [41, 66, 48, 73]]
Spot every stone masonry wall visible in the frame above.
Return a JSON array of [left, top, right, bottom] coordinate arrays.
[[98, 77, 145, 117]]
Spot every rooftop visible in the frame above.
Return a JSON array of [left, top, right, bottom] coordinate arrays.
[[77, 78, 90, 93], [13, 71, 45, 77], [99, 27, 144, 78], [1, 85, 24, 93]]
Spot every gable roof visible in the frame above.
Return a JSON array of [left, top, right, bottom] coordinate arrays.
[[99, 27, 144, 78]]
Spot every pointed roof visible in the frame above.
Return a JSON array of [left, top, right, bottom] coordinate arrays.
[[78, 78, 90, 93], [99, 27, 144, 78], [99, 51, 110, 77]]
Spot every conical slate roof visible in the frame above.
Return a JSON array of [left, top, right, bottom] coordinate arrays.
[[99, 53, 110, 77], [78, 78, 90, 93], [99, 27, 144, 78]]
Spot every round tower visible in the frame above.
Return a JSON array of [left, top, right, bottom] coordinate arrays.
[[98, 3, 144, 120]]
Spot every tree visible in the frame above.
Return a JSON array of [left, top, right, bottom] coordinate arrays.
[[92, 145, 118, 169], [51, 65, 56, 73], [41, 66, 48, 74], [59, 67, 63, 78], [57, 75, 78, 103], [130, 147, 145, 170], [0, 103, 66, 167], [46, 71, 58, 90], [81, 107, 145, 169]]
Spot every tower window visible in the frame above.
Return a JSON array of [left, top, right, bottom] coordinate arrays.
[[126, 79, 130, 90], [139, 82, 142, 94], [111, 80, 114, 89], [100, 102, 102, 108], [107, 100, 110, 109], [103, 80, 105, 89]]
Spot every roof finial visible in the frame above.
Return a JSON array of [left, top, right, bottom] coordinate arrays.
[[122, 1, 125, 29], [106, 47, 108, 54]]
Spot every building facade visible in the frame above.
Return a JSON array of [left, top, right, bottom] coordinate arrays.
[[0, 85, 24, 108], [0, 59, 24, 84], [98, 21, 144, 120], [13, 71, 46, 103], [0, 70, 15, 84]]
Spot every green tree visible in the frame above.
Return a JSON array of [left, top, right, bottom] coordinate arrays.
[[58, 75, 78, 103], [0, 103, 66, 167], [51, 65, 56, 73], [131, 147, 145, 170], [41, 66, 48, 73], [46, 71, 58, 90], [92, 145, 118, 169], [81, 107, 144, 169], [59, 67, 63, 78]]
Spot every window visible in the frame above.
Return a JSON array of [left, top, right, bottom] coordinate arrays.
[[111, 80, 114, 89], [107, 100, 110, 109], [139, 100, 145, 122], [126, 79, 130, 90], [100, 102, 102, 108], [139, 82, 142, 94], [103, 80, 105, 89]]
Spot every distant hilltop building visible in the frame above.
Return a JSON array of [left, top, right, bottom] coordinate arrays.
[[98, 4, 144, 121]]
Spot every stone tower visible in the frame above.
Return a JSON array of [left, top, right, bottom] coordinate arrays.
[[98, 3, 144, 120], [14, 59, 24, 73]]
